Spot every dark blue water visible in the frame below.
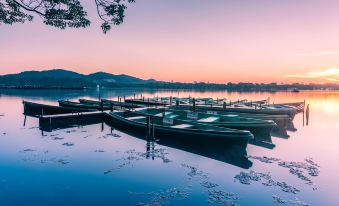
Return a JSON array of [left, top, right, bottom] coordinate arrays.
[[0, 89, 338, 205]]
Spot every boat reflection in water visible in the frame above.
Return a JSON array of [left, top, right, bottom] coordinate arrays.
[[104, 120, 252, 169], [38, 114, 252, 169]]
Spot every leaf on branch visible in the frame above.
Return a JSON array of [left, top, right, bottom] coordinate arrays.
[[0, 0, 135, 33]]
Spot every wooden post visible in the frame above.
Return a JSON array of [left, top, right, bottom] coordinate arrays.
[[123, 96, 125, 102], [223, 102, 226, 109], [49, 117, 52, 132], [170, 96, 172, 105], [110, 102, 114, 112], [117, 96, 120, 102], [193, 98, 196, 112], [23, 101, 26, 115], [41, 108, 44, 116], [176, 100, 179, 106], [100, 99, 104, 112], [134, 93, 135, 100]]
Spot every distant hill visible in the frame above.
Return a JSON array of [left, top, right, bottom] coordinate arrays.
[[0, 69, 156, 88]]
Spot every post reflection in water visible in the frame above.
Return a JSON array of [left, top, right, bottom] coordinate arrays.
[[306, 104, 310, 126]]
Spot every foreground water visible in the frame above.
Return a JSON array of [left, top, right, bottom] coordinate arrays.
[[0, 89, 338, 206]]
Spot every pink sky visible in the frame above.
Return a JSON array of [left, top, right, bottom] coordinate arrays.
[[1, 0, 339, 83]]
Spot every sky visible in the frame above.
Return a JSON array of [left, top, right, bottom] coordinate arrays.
[[1, 0, 339, 84]]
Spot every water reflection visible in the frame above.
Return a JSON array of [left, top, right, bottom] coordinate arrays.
[[105, 119, 252, 169], [37, 112, 252, 169], [1, 89, 339, 206]]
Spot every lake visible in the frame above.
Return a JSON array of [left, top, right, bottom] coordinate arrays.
[[0, 89, 338, 206]]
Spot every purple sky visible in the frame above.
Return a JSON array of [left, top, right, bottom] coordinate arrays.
[[1, 0, 339, 83]]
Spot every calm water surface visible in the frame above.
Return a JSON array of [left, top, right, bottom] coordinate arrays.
[[0, 89, 338, 206]]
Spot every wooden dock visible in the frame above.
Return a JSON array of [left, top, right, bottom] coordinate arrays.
[[39, 111, 105, 132]]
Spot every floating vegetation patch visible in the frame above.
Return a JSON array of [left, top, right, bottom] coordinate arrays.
[[104, 146, 172, 174], [200, 181, 219, 189], [272, 195, 287, 204], [272, 195, 310, 206], [207, 190, 239, 206], [138, 148, 171, 163], [21, 149, 36, 152], [94, 149, 105, 153], [57, 159, 70, 165], [65, 130, 77, 134], [248, 155, 280, 163], [62, 142, 74, 147], [52, 136, 64, 140], [136, 187, 190, 206], [181, 164, 208, 180], [98, 133, 121, 139], [234, 170, 300, 194], [249, 156, 320, 189], [19, 149, 70, 165], [290, 197, 310, 206], [180, 163, 239, 205]]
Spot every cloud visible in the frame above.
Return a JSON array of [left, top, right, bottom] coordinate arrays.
[[296, 51, 339, 57], [285, 68, 339, 82]]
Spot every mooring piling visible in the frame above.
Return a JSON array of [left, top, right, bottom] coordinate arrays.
[[110, 102, 114, 112], [192, 98, 196, 112]]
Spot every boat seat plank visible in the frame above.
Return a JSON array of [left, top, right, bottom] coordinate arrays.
[[170, 124, 194, 129], [198, 117, 220, 123], [126, 116, 147, 121], [167, 114, 179, 118], [154, 112, 173, 117]]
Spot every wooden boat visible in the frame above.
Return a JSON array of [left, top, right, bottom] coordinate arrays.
[[169, 104, 297, 119], [168, 106, 291, 136], [125, 99, 168, 106], [267, 102, 305, 112], [134, 108, 276, 142], [59, 100, 104, 110], [79, 99, 142, 109], [105, 111, 253, 145], [39, 111, 105, 132], [23, 101, 95, 116]]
